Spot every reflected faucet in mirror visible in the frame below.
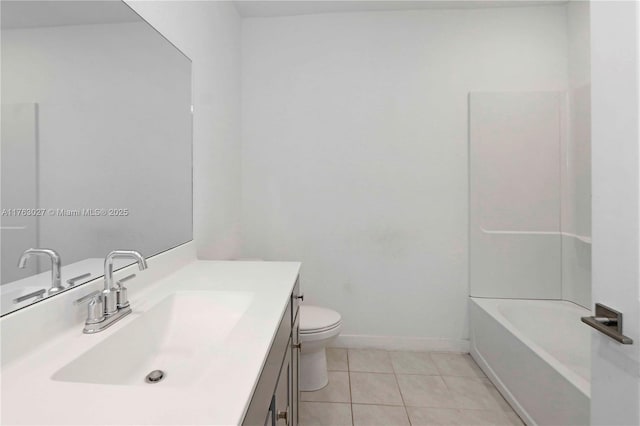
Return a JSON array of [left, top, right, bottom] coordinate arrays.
[[17, 248, 64, 295]]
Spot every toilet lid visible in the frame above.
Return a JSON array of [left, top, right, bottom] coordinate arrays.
[[300, 305, 341, 333]]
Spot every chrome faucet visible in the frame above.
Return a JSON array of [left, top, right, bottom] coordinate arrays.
[[103, 250, 147, 314], [75, 250, 147, 334], [18, 248, 64, 295]]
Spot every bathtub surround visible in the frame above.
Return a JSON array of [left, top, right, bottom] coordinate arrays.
[[562, 0, 591, 308], [469, 2, 591, 306], [241, 5, 569, 349], [469, 91, 564, 300], [560, 84, 591, 309], [467, 3, 593, 423]]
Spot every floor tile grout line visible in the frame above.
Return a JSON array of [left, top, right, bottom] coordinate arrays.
[[299, 401, 351, 405], [391, 371, 412, 426], [316, 349, 520, 425], [427, 351, 447, 376], [347, 348, 395, 375], [394, 372, 448, 377], [346, 349, 354, 426], [350, 402, 408, 407]]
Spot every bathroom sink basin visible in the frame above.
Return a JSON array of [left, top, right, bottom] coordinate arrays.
[[52, 291, 253, 386]]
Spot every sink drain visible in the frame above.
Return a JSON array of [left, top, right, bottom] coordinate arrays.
[[145, 370, 165, 384]]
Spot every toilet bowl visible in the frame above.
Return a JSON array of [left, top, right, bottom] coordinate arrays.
[[299, 305, 342, 391]]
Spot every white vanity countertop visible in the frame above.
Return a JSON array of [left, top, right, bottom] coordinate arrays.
[[1, 260, 301, 425]]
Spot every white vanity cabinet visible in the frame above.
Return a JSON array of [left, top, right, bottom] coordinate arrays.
[[243, 278, 301, 426], [274, 342, 292, 426]]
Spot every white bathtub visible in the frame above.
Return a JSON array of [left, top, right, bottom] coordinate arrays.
[[470, 298, 591, 425]]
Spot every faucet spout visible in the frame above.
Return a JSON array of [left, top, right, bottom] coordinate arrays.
[[102, 250, 147, 315], [104, 250, 147, 291], [18, 248, 63, 294]]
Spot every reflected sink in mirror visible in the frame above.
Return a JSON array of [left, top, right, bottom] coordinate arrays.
[[52, 291, 253, 387]]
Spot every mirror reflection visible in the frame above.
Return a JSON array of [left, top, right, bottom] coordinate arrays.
[[1, 0, 193, 316]]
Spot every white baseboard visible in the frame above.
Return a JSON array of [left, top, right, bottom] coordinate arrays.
[[331, 334, 469, 353]]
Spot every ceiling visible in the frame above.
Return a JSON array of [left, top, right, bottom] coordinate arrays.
[[0, 0, 570, 28], [233, 0, 568, 18], [1, 1, 141, 30]]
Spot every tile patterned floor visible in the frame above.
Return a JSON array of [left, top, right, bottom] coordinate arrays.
[[299, 349, 524, 426]]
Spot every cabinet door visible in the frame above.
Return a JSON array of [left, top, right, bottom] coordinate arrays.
[[291, 313, 300, 426], [291, 277, 301, 322], [264, 396, 275, 426], [275, 339, 292, 426]]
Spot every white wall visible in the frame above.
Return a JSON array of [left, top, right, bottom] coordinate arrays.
[[241, 5, 568, 347], [126, 0, 242, 260]]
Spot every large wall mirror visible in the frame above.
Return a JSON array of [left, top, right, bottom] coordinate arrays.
[[1, 1, 193, 316]]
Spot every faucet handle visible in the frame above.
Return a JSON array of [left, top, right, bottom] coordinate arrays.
[[74, 290, 101, 305], [74, 290, 105, 325], [13, 288, 46, 304], [117, 274, 136, 286], [67, 272, 92, 287], [115, 274, 136, 309]]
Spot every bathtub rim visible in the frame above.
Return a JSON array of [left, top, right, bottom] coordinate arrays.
[[470, 296, 591, 399]]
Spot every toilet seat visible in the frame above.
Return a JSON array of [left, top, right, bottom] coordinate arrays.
[[300, 305, 342, 334]]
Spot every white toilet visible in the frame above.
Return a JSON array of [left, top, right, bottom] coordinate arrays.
[[299, 305, 342, 391]]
